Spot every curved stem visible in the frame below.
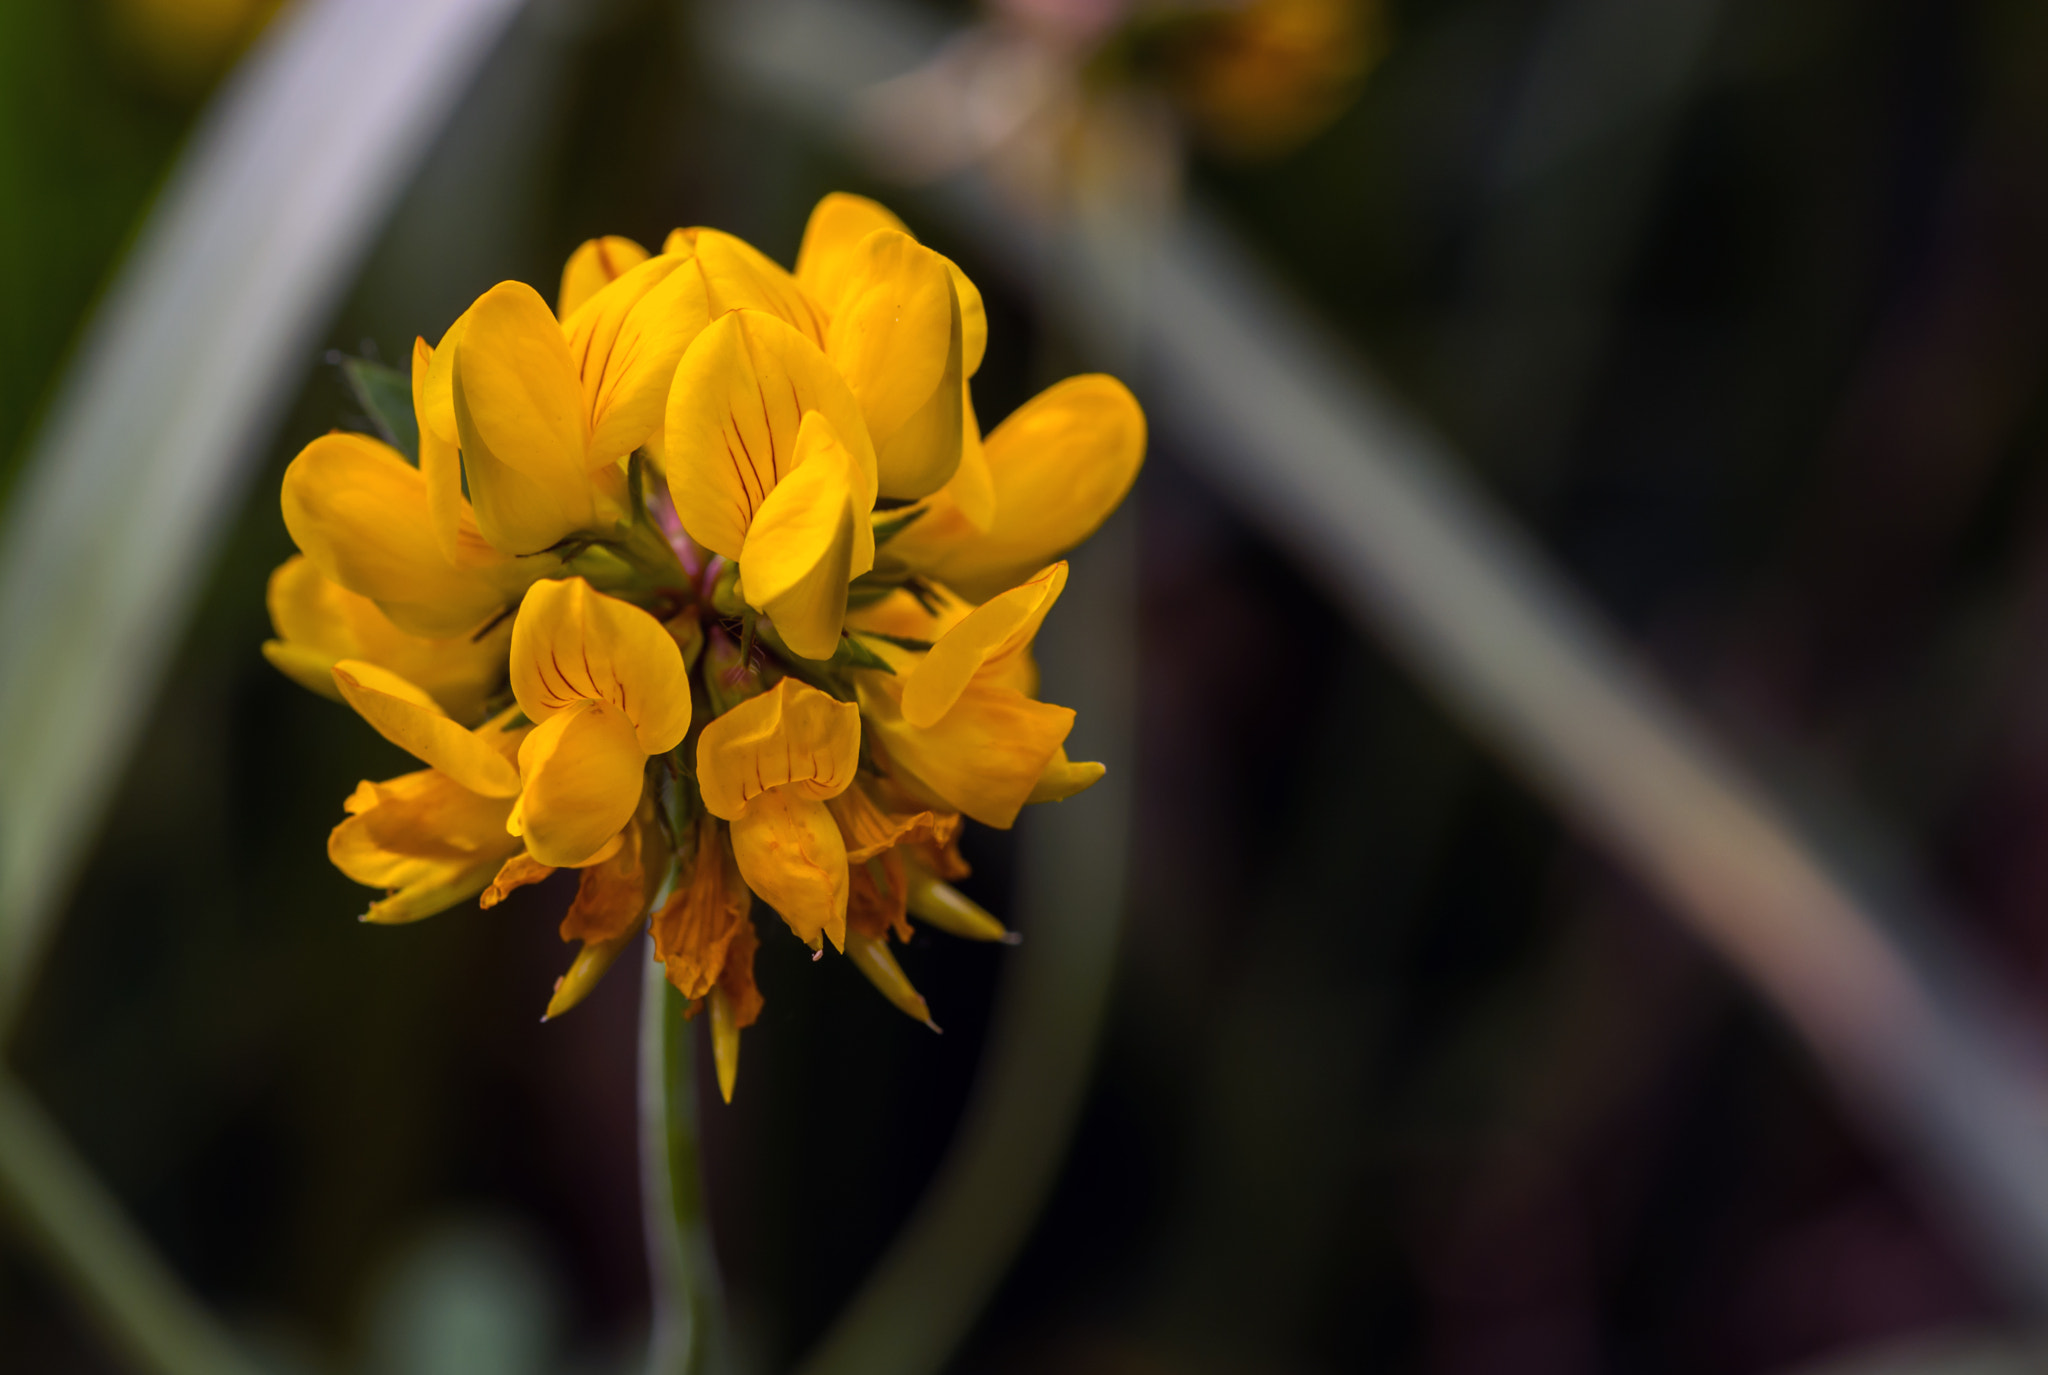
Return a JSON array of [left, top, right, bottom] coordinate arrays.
[[640, 942, 726, 1375], [0, 1073, 263, 1375]]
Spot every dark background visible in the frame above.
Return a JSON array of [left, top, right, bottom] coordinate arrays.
[[5, 0, 2043, 1370]]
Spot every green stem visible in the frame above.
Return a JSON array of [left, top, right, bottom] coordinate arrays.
[[639, 942, 726, 1375], [0, 1072, 263, 1375]]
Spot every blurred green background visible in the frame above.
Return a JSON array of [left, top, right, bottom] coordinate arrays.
[[9, 0, 2048, 1371]]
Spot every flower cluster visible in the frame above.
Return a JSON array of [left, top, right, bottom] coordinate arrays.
[[267, 194, 1144, 1099]]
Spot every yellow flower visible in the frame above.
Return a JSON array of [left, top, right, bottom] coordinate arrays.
[[883, 375, 1146, 602], [664, 310, 879, 659], [280, 431, 537, 638], [661, 195, 1001, 656], [855, 564, 1101, 827], [332, 661, 523, 799], [284, 190, 1142, 1098], [505, 577, 692, 867], [444, 258, 709, 555], [792, 194, 985, 500], [558, 235, 651, 317], [262, 554, 507, 722], [1168, 0, 1387, 159], [695, 677, 862, 952], [327, 708, 530, 925]]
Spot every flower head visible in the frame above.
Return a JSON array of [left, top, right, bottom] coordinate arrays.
[[267, 192, 1144, 1100]]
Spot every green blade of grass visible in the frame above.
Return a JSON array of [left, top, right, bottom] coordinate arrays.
[[0, 0, 525, 1034]]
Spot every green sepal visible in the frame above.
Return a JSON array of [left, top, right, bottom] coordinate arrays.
[[338, 356, 419, 462], [871, 504, 928, 546], [854, 631, 933, 654], [832, 634, 897, 673]]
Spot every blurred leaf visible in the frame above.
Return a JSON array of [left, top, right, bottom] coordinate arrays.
[[0, 0, 525, 1033], [339, 356, 419, 461]]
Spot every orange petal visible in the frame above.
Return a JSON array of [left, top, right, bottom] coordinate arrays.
[[480, 853, 557, 909], [559, 815, 649, 943], [652, 819, 754, 1000]]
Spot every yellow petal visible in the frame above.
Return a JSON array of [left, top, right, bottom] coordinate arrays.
[[558, 234, 650, 317], [941, 256, 987, 378], [663, 309, 878, 560], [825, 230, 962, 498], [709, 964, 759, 1104], [946, 385, 996, 532], [262, 640, 343, 700], [453, 281, 601, 554], [328, 768, 521, 924], [903, 867, 1009, 941], [1028, 746, 1105, 803], [795, 192, 910, 313], [510, 699, 648, 867], [281, 432, 527, 637], [847, 930, 937, 1028], [264, 555, 508, 721], [411, 336, 468, 565], [679, 227, 828, 344], [263, 555, 353, 700], [887, 375, 1146, 602], [415, 326, 523, 572], [860, 674, 1071, 829], [508, 576, 691, 752], [740, 412, 869, 661], [793, 193, 985, 377], [419, 306, 472, 447], [542, 926, 638, 1020], [695, 677, 861, 819], [710, 987, 740, 1101], [729, 788, 849, 951], [901, 562, 1067, 728], [563, 253, 712, 464], [332, 660, 523, 797]]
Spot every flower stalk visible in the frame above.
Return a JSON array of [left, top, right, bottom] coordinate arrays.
[[639, 943, 725, 1375]]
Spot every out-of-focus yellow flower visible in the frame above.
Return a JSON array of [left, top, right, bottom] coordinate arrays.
[[506, 578, 691, 867], [697, 677, 863, 952], [1167, 0, 1387, 159], [262, 555, 507, 722], [106, 0, 278, 94], [280, 191, 1143, 1097]]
